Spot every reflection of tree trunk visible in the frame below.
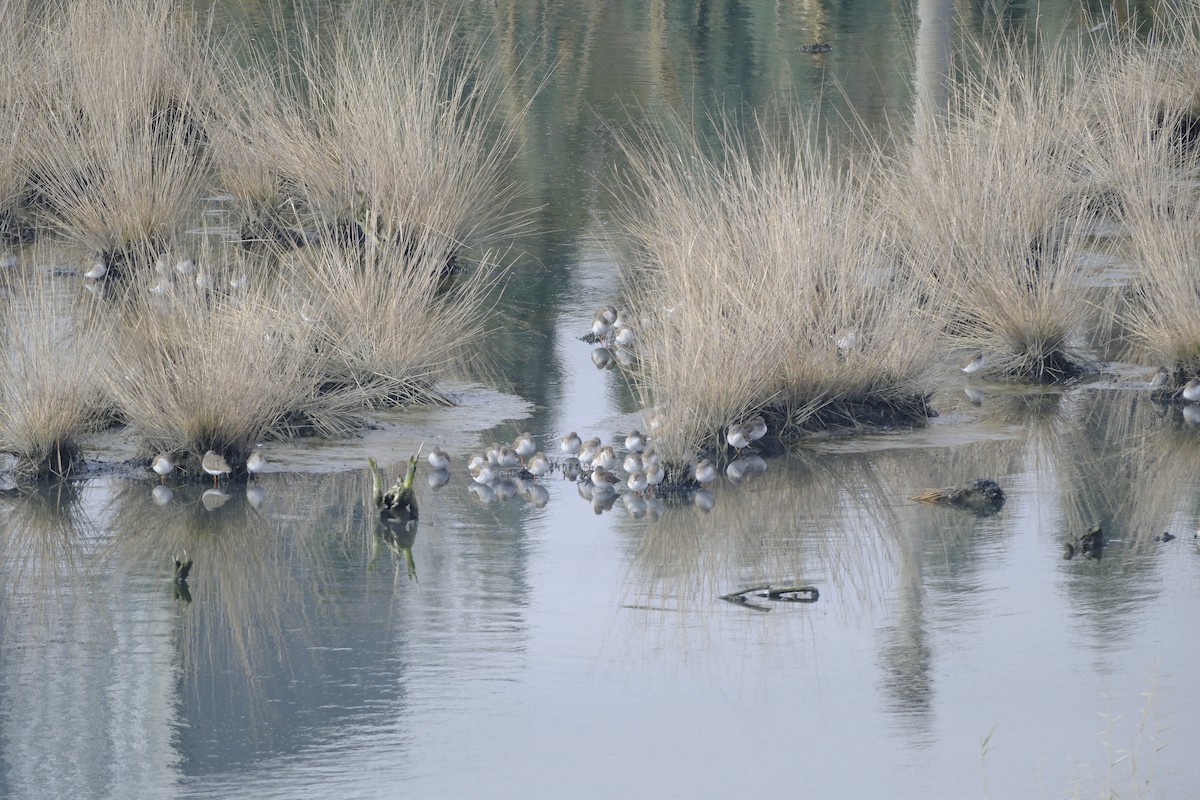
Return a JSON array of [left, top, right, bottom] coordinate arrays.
[[915, 0, 956, 137]]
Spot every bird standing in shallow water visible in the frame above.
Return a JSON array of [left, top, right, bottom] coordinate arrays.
[[578, 437, 601, 467], [726, 424, 750, 454], [246, 450, 268, 480], [202, 450, 231, 488], [513, 432, 536, 465], [527, 452, 551, 479], [428, 446, 450, 471], [624, 430, 646, 453], [746, 416, 767, 442], [591, 466, 621, 491], [471, 462, 496, 485], [498, 446, 520, 468], [1183, 378, 1200, 402], [560, 432, 582, 456], [627, 470, 648, 496], [645, 462, 664, 492], [1149, 367, 1169, 390], [593, 445, 617, 471], [962, 353, 986, 374], [151, 452, 174, 484], [694, 459, 718, 485]]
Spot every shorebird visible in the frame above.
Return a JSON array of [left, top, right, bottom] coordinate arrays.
[[560, 432, 582, 456], [151, 452, 174, 483], [627, 470, 649, 496], [201, 450, 232, 487], [467, 452, 487, 472], [175, 257, 196, 276], [593, 445, 618, 471], [1148, 367, 1169, 390], [246, 450, 268, 480], [962, 353, 986, 374], [513, 432, 537, 464], [836, 329, 857, 351], [471, 462, 496, 485], [624, 430, 646, 453], [527, 452, 551, 479], [428, 446, 450, 471], [591, 312, 612, 341], [591, 465, 621, 491], [485, 442, 502, 464], [578, 437, 601, 466], [84, 258, 107, 280], [623, 451, 643, 475], [1183, 378, 1200, 402], [641, 447, 660, 466], [694, 459, 718, 485], [644, 462, 665, 491], [726, 424, 750, 453], [614, 325, 635, 347], [745, 415, 767, 442], [497, 446, 520, 468]]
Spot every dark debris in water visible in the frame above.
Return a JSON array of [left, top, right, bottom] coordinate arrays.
[[720, 584, 820, 611], [910, 478, 1006, 517]]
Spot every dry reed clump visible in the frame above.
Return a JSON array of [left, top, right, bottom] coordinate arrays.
[[0, 271, 109, 478], [1077, 26, 1200, 390], [97, 277, 336, 473], [0, 1, 37, 244], [885, 34, 1105, 383], [216, 5, 526, 264], [19, 0, 215, 272], [284, 232, 503, 409], [615, 112, 937, 463]]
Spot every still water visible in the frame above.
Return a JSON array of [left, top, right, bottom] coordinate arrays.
[[3, 1, 1199, 798]]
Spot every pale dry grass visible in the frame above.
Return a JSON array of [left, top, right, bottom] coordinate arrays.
[[98, 279, 333, 470], [218, 4, 527, 260], [284, 234, 504, 408], [885, 34, 1106, 382], [616, 111, 937, 462], [1076, 25, 1200, 385], [0, 0, 36, 242], [20, 0, 215, 267], [0, 270, 109, 477]]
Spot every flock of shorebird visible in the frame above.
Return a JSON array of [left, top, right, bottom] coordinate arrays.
[[149, 448, 268, 488]]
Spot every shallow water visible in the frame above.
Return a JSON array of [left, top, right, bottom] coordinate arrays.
[[3, 1, 1199, 798]]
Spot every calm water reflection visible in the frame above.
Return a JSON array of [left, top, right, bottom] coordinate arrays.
[[2, 383, 1197, 798], [3, 1, 1199, 798]]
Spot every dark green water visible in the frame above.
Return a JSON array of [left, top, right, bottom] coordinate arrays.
[[2, 2, 1197, 798]]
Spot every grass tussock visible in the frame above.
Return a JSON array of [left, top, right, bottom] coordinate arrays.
[[615, 111, 937, 462], [0, 271, 108, 477], [885, 34, 1105, 382], [218, 5, 526, 262], [1078, 24, 1200, 387], [0, 1, 36, 243], [99, 278, 332, 471], [285, 233, 504, 408], [21, 0, 214, 269]]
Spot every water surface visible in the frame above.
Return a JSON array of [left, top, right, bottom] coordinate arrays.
[[2, 2, 1198, 798]]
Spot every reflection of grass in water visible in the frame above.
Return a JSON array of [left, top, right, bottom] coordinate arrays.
[[101, 478, 350, 736], [0, 480, 102, 636], [625, 453, 912, 621]]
